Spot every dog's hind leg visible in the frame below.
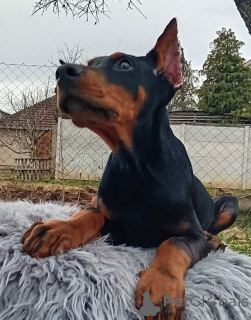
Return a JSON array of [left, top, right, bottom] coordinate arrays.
[[207, 196, 238, 235], [204, 231, 226, 252]]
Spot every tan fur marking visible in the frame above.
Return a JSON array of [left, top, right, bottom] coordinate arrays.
[[91, 195, 98, 208], [176, 222, 190, 235], [22, 208, 105, 258], [72, 69, 146, 151], [110, 52, 125, 59], [68, 209, 105, 242], [97, 198, 111, 219], [135, 239, 190, 318], [151, 239, 191, 278], [218, 210, 232, 226]]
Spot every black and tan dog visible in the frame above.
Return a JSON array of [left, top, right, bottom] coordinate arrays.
[[22, 19, 238, 319]]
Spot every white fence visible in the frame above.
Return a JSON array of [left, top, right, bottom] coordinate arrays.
[[172, 124, 250, 189], [56, 118, 251, 189], [56, 118, 110, 181]]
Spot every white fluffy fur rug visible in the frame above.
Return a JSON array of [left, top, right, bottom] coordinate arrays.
[[0, 201, 251, 320]]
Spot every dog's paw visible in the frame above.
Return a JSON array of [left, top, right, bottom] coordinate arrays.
[[22, 220, 80, 258], [135, 267, 185, 320]]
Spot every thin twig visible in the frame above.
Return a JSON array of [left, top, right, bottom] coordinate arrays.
[[32, 0, 145, 22]]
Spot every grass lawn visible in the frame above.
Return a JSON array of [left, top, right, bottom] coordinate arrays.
[[15, 179, 100, 190], [220, 209, 251, 257]]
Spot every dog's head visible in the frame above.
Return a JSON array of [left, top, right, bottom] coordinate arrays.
[[56, 18, 182, 151]]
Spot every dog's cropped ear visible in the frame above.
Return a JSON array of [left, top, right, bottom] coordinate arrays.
[[150, 18, 182, 89]]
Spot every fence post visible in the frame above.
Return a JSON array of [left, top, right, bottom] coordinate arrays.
[[241, 126, 250, 190], [51, 124, 58, 179], [55, 116, 63, 180]]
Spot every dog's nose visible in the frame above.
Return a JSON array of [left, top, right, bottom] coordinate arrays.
[[56, 64, 84, 81]]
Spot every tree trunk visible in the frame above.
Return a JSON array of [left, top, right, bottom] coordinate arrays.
[[234, 0, 251, 35]]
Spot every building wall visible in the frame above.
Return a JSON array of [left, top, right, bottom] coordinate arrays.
[[0, 129, 26, 167], [0, 129, 27, 179], [244, 59, 251, 68], [37, 131, 52, 158], [0, 129, 53, 179], [56, 119, 251, 189]]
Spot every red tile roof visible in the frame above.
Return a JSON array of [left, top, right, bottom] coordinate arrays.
[[0, 96, 58, 130]]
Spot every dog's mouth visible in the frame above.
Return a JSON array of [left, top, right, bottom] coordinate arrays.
[[59, 95, 118, 127]]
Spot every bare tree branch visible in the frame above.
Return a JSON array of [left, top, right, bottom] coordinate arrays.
[[0, 138, 30, 155], [49, 43, 88, 66], [32, 0, 251, 34], [127, 0, 146, 19], [32, 0, 145, 22], [0, 87, 55, 158]]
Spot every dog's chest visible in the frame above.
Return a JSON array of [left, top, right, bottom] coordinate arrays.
[[98, 148, 193, 247], [99, 192, 188, 247]]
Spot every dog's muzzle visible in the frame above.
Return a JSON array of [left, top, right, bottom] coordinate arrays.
[[56, 63, 85, 89]]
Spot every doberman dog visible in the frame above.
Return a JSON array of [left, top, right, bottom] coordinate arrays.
[[22, 18, 238, 320]]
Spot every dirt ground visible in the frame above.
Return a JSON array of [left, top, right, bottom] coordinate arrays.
[[0, 181, 97, 209], [1, 180, 251, 256], [1, 181, 251, 209]]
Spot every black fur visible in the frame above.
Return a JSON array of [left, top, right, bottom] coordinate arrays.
[[56, 42, 238, 263]]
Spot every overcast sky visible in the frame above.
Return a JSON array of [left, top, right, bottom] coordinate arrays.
[[0, 0, 251, 70]]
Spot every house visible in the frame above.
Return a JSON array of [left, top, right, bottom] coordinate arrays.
[[244, 59, 251, 68], [0, 109, 8, 120], [0, 96, 58, 179]]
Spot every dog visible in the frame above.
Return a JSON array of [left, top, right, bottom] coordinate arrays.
[[22, 18, 238, 320]]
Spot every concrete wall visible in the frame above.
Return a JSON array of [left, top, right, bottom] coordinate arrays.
[[171, 125, 250, 189], [56, 118, 251, 189], [56, 119, 110, 180]]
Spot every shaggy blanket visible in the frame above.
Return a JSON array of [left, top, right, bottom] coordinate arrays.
[[0, 202, 251, 320]]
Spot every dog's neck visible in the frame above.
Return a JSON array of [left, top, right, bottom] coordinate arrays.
[[132, 106, 172, 157], [99, 99, 193, 209], [113, 105, 177, 176]]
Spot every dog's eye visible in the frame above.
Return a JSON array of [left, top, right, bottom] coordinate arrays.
[[117, 59, 132, 70]]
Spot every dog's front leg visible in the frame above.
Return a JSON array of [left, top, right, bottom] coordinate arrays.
[[22, 207, 105, 258], [135, 233, 210, 320]]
